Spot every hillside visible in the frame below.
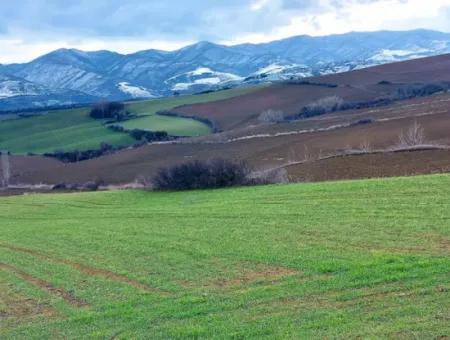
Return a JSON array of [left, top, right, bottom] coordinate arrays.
[[0, 87, 256, 154], [3, 53, 450, 186], [1, 174, 449, 338], [173, 53, 450, 130], [1, 29, 450, 110]]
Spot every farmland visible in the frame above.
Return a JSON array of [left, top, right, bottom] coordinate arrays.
[[1, 174, 449, 338], [0, 86, 257, 154]]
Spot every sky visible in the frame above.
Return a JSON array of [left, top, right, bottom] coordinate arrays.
[[1, 0, 450, 64]]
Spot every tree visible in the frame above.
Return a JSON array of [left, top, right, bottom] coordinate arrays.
[[89, 102, 127, 120], [1, 151, 11, 188], [258, 109, 285, 123], [399, 120, 425, 147]]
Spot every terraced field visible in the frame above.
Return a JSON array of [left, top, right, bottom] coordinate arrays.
[[1, 174, 449, 338], [0, 87, 258, 154]]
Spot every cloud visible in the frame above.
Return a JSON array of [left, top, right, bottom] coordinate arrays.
[[0, 0, 449, 63]]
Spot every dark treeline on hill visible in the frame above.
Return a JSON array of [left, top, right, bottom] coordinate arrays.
[[287, 79, 338, 88], [108, 125, 175, 142], [45, 129, 175, 162], [43, 143, 123, 163], [289, 81, 450, 120], [89, 102, 130, 120]]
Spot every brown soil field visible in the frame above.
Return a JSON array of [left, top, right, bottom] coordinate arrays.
[[286, 149, 450, 182], [4, 103, 450, 185], [172, 54, 450, 130], [2, 55, 450, 187]]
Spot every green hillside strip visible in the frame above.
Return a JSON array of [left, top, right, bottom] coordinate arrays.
[[126, 86, 261, 115], [0, 87, 259, 154], [0, 174, 449, 338], [0, 108, 134, 154], [116, 115, 211, 137]]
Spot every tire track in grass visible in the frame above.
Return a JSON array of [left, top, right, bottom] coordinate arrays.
[[0, 243, 170, 296], [0, 262, 87, 307]]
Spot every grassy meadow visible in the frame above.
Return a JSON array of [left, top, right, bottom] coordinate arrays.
[[1, 174, 449, 338], [0, 87, 257, 154]]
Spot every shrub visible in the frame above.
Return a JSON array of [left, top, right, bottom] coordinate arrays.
[[398, 120, 425, 147], [152, 159, 251, 191], [82, 181, 101, 191], [258, 109, 285, 123], [52, 183, 67, 190]]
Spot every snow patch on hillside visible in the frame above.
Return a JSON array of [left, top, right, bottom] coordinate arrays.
[[0, 80, 42, 98], [370, 48, 431, 62], [169, 66, 243, 91], [254, 64, 288, 75], [117, 82, 154, 98], [172, 77, 223, 91]]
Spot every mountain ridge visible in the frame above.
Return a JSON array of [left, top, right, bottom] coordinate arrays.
[[1, 29, 450, 110]]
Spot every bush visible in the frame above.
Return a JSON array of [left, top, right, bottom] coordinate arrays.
[[153, 159, 251, 191], [52, 183, 67, 190], [398, 120, 425, 147], [258, 109, 285, 123]]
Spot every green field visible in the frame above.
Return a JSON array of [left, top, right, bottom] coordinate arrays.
[[1, 174, 449, 338], [114, 115, 210, 137], [0, 87, 258, 154]]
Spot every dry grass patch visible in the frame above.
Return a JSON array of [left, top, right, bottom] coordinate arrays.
[[0, 282, 55, 322], [208, 265, 299, 288]]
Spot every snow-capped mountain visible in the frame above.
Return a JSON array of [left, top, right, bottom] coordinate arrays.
[[1, 29, 450, 110]]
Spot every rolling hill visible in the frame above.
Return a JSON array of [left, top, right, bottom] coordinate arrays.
[[1, 53, 450, 186], [0, 86, 257, 154]]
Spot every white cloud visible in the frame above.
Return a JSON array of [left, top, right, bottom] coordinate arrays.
[[250, 0, 270, 11], [223, 0, 450, 44], [0, 0, 449, 63], [0, 38, 192, 64]]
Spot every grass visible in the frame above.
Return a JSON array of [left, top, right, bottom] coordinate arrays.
[[115, 115, 210, 137], [0, 174, 449, 339], [0, 108, 134, 154], [0, 87, 258, 154], [113, 86, 261, 135]]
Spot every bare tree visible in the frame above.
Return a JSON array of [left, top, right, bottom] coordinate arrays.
[[302, 96, 345, 117], [399, 120, 425, 147], [359, 138, 372, 152], [1, 151, 11, 188], [258, 109, 285, 123]]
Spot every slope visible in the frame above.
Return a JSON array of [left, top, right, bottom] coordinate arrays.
[[1, 174, 449, 338]]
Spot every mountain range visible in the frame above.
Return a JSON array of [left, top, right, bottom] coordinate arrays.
[[1, 29, 450, 111]]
